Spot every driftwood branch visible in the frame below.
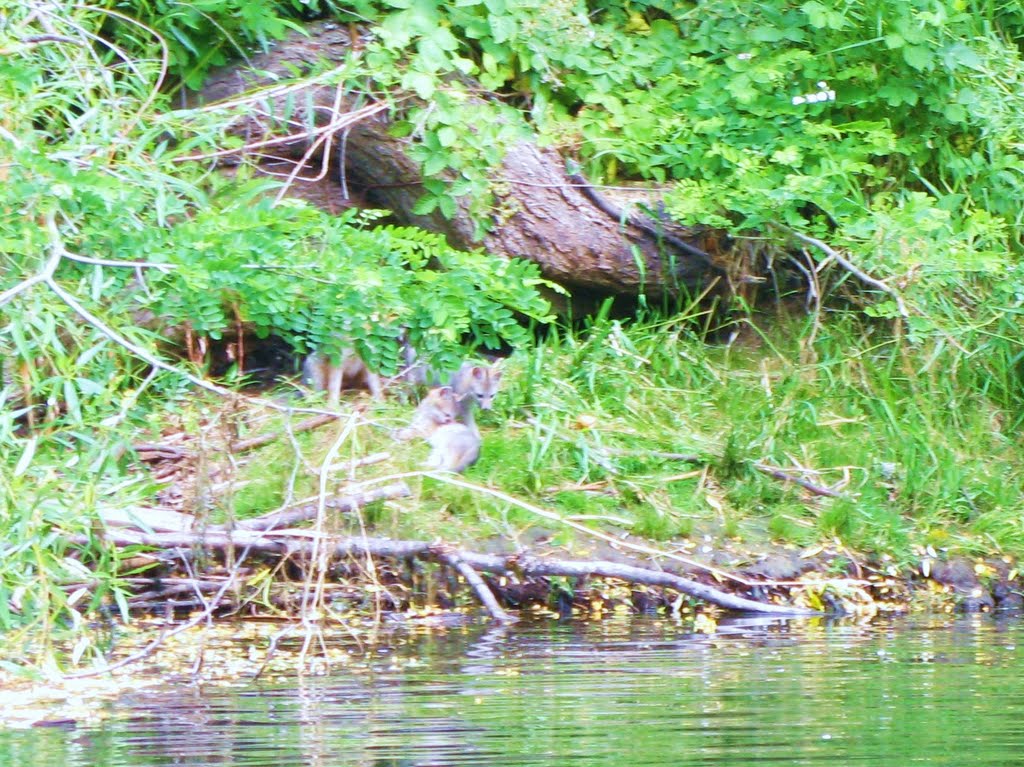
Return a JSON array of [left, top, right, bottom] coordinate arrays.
[[124, 578, 229, 605], [426, 472, 761, 587], [319, 451, 391, 475], [754, 463, 845, 499], [219, 481, 412, 532], [133, 443, 189, 462], [638, 450, 845, 499], [83, 530, 818, 616], [435, 547, 517, 624], [229, 413, 340, 453]]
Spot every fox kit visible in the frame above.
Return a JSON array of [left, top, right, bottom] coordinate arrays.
[[394, 385, 459, 441], [449, 363, 502, 429], [304, 331, 429, 405], [303, 349, 383, 405], [393, 386, 481, 472], [425, 423, 481, 473]]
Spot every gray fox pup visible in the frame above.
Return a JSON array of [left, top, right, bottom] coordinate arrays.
[[303, 349, 382, 405], [425, 423, 481, 473], [393, 385, 481, 472], [393, 385, 460, 441], [449, 362, 503, 429], [419, 362, 500, 472], [303, 335, 423, 405]]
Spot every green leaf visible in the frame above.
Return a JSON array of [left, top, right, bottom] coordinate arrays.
[[14, 437, 37, 478], [402, 70, 437, 99], [423, 153, 449, 176], [412, 194, 439, 214], [489, 14, 516, 44], [417, 38, 451, 72], [801, 1, 828, 28], [943, 103, 967, 123], [438, 195, 458, 219], [390, 121, 415, 138], [378, 12, 415, 48], [437, 126, 459, 147], [902, 46, 934, 71], [942, 42, 983, 72], [430, 26, 460, 52]]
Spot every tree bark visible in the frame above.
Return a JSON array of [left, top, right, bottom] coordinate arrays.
[[193, 22, 723, 298]]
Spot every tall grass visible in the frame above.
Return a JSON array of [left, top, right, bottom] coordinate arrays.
[[462, 311, 1024, 562], [219, 309, 1024, 568]]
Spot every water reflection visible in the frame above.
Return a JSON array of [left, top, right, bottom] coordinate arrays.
[[3, 616, 1024, 766]]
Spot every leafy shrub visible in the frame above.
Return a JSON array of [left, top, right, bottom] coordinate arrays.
[[0, 1, 552, 646]]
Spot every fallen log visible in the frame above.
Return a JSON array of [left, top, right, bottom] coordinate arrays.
[[192, 22, 726, 298], [79, 530, 819, 617], [436, 548, 517, 624]]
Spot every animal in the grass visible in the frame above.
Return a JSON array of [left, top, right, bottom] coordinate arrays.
[[448, 362, 503, 429], [401, 386, 481, 472], [424, 422, 481, 473], [302, 348, 383, 405], [302, 333, 426, 405], [393, 385, 461, 441], [418, 362, 501, 472]]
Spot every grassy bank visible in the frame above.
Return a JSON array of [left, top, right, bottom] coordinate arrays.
[[3, 306, 1024, 669], [4, 0, 1024, 670], [177, 309, 1024, 568]]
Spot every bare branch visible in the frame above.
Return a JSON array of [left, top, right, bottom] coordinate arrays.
[[61, 250, 177, 271], [0, 211, 64, 307], [172, 102, 387, 162], [423, 472, 762, 587], [224, 482, 411, 532], [229, 413, 340, 453], [80, 530, 818, 616], [435, 547, 517, 624], [754, 463, 846, 499], [774, 224, 910, 319], [322, 451, 390, 475]]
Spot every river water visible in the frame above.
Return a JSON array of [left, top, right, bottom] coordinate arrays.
[[3, 615, 1023, 765]]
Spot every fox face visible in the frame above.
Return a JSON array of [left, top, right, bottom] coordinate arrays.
[[426, 385, 459, 426], [456, 365, 503, 410]]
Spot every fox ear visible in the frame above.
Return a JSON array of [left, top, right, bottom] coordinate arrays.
[[437, 385, 454, 396], [470, 366, 484, 380]]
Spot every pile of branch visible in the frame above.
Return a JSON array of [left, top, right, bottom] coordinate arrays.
[[86, 525, 818, 623]]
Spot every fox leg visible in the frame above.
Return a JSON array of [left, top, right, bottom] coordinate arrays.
[[326, 362, 343, 407]]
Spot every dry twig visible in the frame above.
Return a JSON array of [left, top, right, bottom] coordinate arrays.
[[754, 463, 845, 499], [223, 481, 411, 532], [229, 413, 341, 453]]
